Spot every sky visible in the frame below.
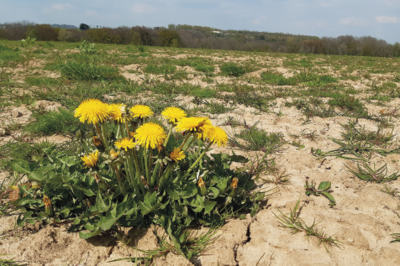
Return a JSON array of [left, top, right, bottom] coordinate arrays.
[[1, 0, 399, 44]]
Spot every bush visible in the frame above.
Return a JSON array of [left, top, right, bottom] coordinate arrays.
[[33, 24, 58, 41], [220, 63, 245, 77], [61, 61, 124, 81]]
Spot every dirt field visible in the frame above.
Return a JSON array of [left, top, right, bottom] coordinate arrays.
[[1, 40, 400, 265]]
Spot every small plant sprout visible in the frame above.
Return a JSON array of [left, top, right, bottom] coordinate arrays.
[[273, 198, 341, 252], [304, 181, 336, 207]]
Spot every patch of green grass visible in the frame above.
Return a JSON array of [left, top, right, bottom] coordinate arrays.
[[220, 63, 245, 77], [25, 109, 90, 135], [233, 123, 284, 152], [25, 77, 61, 87], [206, 102, 232, 114], [144, 64, 176, 74], [61, 61, 124, 82], [189, 88, 216, 98], [194, 64, 215, 73], [328, 95, 368, 118], [0, 141, 57, 171], [0, 45, 20, 62]]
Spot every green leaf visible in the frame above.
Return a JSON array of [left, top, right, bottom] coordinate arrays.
[[79, 228, 102, 239], [321, 191, 336, 206], [27, 166, 54, 182], [100, 209, 118, 231], [318, 181, 331, 191], [180, 183, 198, 199], [204, 201, 217, 215], [10, 159, 32, 174], [209, 187, 220, 199], [140, 191, 161, 215], [95, 191, 110, 213]]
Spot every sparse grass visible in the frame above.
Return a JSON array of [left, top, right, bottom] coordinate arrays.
[[220, 63, 245, 77], [0, 255, 26, 266], [206, 102, 232, 114], [232, 122, 284, 152], [261, 72, 297, 86], [345, 162, 400, 183], [61, 61, 124, 82], [24, 108, 90, 135], [25, 77, 62, 87], [273, 198, 341, 252], [312, 121, 397, 161], [0, 141, 58, 171], [144, 64, 176, 74]]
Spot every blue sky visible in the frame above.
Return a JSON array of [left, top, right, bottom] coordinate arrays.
[[1, 0, 399, 43]]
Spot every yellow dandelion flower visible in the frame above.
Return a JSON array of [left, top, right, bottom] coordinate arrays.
[[130, 105, 154, 119], [115, 137, 136, 151], [81, 150, 99, 168], [169, 147, 185, 162], [198, 124, 215, 140], [208, 126, 228, 147], [134, 122, 167, 149], [74, 99, 110, 124], [161, 107, 187, 123], [43, 195, 52, 208], [92, 136, 102, 147], [108, 103, 130, 123], [175, 117, 212, 133], [110, 149, 120, 160]]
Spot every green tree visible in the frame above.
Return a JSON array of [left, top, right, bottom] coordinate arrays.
[[393, 42, 400, 57], [79, 23, 90, 31], [159, 29, 182, 47]]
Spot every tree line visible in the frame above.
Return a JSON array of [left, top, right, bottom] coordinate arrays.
[[0, 21, 399, 57]]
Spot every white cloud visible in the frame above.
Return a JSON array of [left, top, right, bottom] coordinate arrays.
[[52, 4, 72, 10], [131, 3, 156, 14], [376, 16, 398, 23], [340, 17, 368, 26]]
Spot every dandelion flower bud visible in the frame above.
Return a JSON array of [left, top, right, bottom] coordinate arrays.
[[43, 195, 54, 216]]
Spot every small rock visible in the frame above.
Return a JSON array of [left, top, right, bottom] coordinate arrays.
[[0, 128, 5, 136], [347, 238, 354, 243], [11, 111, 23, 118]]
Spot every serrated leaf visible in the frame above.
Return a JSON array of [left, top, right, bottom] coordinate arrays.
[[95, 191, 110, 213], [27, 166, 54, 182]]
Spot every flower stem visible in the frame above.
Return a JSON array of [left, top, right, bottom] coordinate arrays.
[[184, 142, 212, 178], [164, 124, 174, 147]]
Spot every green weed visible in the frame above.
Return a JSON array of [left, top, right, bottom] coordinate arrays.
[[61, 61, 124, 82], [233, 122, 284, 152], [25, 109, 90, 135], [273, 198, 341, 252], [220, 63, 245, 77]]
